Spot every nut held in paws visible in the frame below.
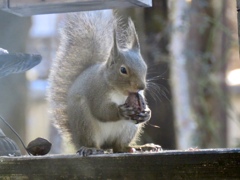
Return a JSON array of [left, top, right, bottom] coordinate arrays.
[[125, 92, 148, 123], [125, 92, 146, 112]]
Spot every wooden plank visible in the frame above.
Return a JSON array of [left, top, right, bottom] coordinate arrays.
[[0, 148, 240, 179], [1, 0, 152, 16]]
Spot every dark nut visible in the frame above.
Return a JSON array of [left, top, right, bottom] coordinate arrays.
[[125, 92, 146, 112], [27, 137, 52, 156], [125, 92, 147, 123]]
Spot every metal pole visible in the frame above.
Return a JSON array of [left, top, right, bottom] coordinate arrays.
[[237, 0, 240, 56]]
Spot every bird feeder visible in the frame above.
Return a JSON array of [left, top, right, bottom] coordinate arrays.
[[0, 0, 152, 16]]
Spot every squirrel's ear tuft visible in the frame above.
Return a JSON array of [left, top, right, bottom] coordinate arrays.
[[128, 18, 140, 51], [107, 29, 119, 67]]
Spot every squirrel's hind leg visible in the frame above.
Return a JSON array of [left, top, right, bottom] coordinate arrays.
[[112, 144, 162, 153], [77, 146, 104, 156], [130, 143, 162, 152]]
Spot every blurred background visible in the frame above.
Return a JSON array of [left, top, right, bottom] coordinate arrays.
[[0, 0, 239, 154]]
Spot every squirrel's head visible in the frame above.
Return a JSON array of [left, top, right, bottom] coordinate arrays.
[[105, 18, 147, 96]]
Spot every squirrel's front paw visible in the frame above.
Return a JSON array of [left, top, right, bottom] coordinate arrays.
[[119, 104, 136, 120], [77, 146, 104, 157], [119, 104, 151, 124], [133, 109, 151, 124]]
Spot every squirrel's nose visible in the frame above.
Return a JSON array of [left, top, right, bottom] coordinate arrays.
[[131, 81, 146, 92], [137, 82, 146, 91]]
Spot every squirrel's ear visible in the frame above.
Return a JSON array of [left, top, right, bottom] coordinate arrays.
[[107, 29, 119, 67], [128, 18, 140, 51]]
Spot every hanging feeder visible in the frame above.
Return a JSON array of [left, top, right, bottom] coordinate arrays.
[[0, 129, 21, 156], [0, 0, 152, 16], [0, 48, 42, 156]]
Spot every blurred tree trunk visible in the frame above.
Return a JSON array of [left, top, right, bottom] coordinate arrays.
[[124, 0, 176, 149], [185, 0, 229, 148], [143, 0, 176, 149], [0, 10, 31, 153], [169, 0, 196, 149]]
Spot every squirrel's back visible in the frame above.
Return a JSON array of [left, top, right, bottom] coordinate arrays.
[[48, 10, 116, 136]]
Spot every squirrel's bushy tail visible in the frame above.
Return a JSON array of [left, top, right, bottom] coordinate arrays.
[[48, 10, 115, 137]]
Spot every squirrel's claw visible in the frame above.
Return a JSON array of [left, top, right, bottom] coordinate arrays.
[[134, 110, 151, 124], [119, 104, 151, 123], [77, 146, 104, 156], [118, 104, 135, 119], [132, 143, 162, 152]]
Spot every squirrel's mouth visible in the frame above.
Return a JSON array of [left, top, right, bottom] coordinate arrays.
[[126, 90, 144, 96]]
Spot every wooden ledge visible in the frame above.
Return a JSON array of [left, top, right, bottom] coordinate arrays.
[[0, 148, 240, 179], [0, 0, 152, 16]]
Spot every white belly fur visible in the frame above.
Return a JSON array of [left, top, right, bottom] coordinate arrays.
[[94, 120, 138, 147], [94, 91, 137, 147]]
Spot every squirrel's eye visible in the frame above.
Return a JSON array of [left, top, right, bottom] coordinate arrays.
[[120, 66, 128, 75]]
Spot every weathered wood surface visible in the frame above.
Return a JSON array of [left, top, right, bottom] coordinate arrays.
[[0, 0, 152, 16], [0, 148, 239, 179]]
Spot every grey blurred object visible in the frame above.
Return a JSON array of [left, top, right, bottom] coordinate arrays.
[[0, 48, 8, 54], [0, 129, 21, 156], [0, 0, 152, 16], [0, 48, 42, 78], [0, 48, 42, 156]]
